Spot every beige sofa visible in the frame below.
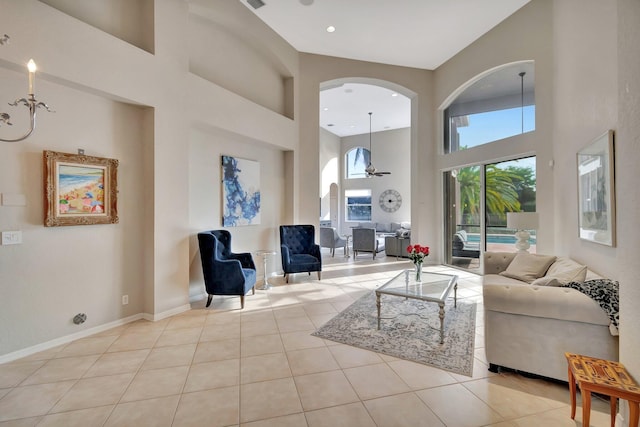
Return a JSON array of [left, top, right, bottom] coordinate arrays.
[[482, 251, 619, 381]]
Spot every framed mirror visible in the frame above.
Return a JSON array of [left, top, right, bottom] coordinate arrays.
[[577, 130, 615, 246]]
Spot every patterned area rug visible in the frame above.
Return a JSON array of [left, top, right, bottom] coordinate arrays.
[[312, 292, 476, 376]]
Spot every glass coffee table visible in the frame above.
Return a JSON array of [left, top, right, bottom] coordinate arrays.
[[375, 270, 458, 344]]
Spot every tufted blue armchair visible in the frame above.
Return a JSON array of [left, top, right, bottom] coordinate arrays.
[[279, 225, 322, 283], [197, 230, 256, 309]]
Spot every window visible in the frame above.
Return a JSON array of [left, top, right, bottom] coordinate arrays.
[[445, 62, 535, 153], [345, 189, 371, 221], [345, 147, 370, 179]]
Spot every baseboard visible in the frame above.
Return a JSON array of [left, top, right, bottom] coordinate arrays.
[[142, 304, 191, 321], [0, 313, 143, 364], [1, 303, 194, 364]]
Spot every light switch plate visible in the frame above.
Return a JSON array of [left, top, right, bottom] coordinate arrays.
[[1, 231, 22, 245]]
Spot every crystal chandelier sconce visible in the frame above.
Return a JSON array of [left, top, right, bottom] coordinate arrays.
[[0, 38, 54, 142]]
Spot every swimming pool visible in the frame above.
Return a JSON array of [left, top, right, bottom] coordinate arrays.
[[465, 234, 537, 244]]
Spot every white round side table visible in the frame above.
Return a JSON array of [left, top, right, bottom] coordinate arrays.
[[255, 250, 277, 290]]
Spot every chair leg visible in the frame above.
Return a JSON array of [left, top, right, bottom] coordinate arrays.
[[331, 248, 335, 257], [317, 272, 321, 280], [285, 274, 289, 283], [252, 287, 255, 295], [240, 295, 245, 309], [205, 294, 213, 308]]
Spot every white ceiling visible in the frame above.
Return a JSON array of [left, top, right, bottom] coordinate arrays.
[[239, 0, 531, 138]]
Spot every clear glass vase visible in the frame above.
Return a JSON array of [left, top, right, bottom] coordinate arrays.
[[414, 261, 422, 282]]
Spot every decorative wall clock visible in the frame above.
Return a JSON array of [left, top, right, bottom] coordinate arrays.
[[379, 189, 402, 212]]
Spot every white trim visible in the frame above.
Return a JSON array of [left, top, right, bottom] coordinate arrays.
[[0, 313, 143, 364], [142, 304, 191, 322]]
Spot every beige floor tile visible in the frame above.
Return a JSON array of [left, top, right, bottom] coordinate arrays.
[[327, 344, 383, 369], [503, 405, 610, 427], [51, 372, 134, 412], [0, 381, 75, 422], [165, 314, 207, 330], [104, 395, 179, 427], [305, 402, 376, 427], [302, 303, 338, 316], [272, 305, 308, 320], [0, 416, 42, 426], [241, 319, 280, 337], [183, 359, 239, 392], [387, 359, 457, 389], [240, 412, 307, 427], [0, 361, 45, 388], [155, 327, 202, 347], [21, 355, 100, 385], [363, 392, 445, 427], [140, 344, 196, 370], [240, 377, 302, 423], [241, 333, 284, 357], [280, 330, 326, 351], [200, 323, 241, 342], [276, 315, 316, 334], [107, 330, 162, 352], [54, 336, 118, 358], [293, 370, 359, 411], [13, 345, 65, 362], [342, 363, 411, 400], [463, 376, 565, 419], [83, 349, 149, 378], [120, 366, 189, 402], [37, 405, 113, 427], [173, 386, 239, 427], [123, 319, 169, 334], [193, 339, 240, 363], [307, 313, 336, 329], [286, 347, 339, 376], [241, 310, 277, 323], [205, 311, 241, 326], [416, 383, 504, 427], [241, 353, 292, 384]]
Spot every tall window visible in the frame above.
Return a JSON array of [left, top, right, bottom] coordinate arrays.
[[345, 147, 370, 179], [445, 62, 536, 153], [345, 189, 371, 221]]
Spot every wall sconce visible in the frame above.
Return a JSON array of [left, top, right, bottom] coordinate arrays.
[[0, 54, 54, 142], [507, 212, 539, 253]]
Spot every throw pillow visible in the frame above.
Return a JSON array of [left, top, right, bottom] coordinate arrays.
[[531, 276, 561, 287], [499, 253, 557, 283], [552, 265, 587, 284]]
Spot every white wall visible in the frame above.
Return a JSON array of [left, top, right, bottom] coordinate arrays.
[[188, 126, 287, 297], [0, 0, 298, 360], [341, 128, 411, 234], [319, 127, 340, 222]]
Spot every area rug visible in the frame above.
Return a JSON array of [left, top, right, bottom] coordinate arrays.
[[312, 292, 476, 376]]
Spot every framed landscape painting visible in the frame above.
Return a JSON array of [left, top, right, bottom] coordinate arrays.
[[221, 155, 260, 226], [577, 130, 615, 246], [43, 150, 119, 227]]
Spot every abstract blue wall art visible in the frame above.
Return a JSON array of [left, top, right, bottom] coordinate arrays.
[[221, 155, 261, 226]]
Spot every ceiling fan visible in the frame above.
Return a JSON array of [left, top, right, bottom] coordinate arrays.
[[365, 112, 391, 178]]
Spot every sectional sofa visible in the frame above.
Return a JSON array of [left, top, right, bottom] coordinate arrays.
[[482, 251, 619, 381]]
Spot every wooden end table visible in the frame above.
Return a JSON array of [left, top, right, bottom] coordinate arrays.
[[565, 352, 640, 427]]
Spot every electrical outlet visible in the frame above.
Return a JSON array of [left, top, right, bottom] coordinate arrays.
[[122, 295, 129, 305], [1, 231, 22, 245]]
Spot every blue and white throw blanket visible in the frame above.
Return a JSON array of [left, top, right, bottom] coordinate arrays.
[[562, 279, 619, 336]]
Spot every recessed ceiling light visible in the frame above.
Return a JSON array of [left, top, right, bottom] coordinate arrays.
[[326, 26, 336, 33], [323, 107, 329, 111], [350, 125, 355, 128], [391, 93, 398, 97], [327, 124, 334, 127]]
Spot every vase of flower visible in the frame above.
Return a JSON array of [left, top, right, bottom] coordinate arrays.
[[414, 261, 422, 282], [407, 244, 429, 283]]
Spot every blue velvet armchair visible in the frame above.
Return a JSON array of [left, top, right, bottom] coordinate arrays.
[[197, 230, 256, 309], [279, 225, 322, 283]]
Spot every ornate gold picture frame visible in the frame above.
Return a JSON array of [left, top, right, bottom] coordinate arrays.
[[43, 150, 119, 227]]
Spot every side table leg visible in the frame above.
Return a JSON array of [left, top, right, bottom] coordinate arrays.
[[568, 367, 577, 419], [610, 397, 616, 427], [438, 302, 445, 344], [454, 283, 458, 308], [629, 401, 639, 427], [376, 293, 381, 330], [583, 389, 592, 427]]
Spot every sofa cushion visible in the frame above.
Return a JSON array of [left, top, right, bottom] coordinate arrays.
[[547, 257, 586, 277], [499, 253, 556, 283], [391, 222, 401, 232], [375, 223, 391, 233]]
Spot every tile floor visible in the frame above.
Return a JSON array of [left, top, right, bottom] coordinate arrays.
[[0, 254, 612, 426]]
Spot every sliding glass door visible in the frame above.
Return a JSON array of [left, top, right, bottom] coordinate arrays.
[[444, 156, 536, 271]]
